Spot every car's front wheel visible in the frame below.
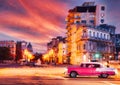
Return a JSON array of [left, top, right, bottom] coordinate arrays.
[[70, 71, 77, 78]]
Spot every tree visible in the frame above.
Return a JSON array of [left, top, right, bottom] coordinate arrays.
[[0, 47, 11, 63]]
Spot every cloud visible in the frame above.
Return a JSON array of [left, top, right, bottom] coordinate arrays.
[[0, 0, 120, 52], [0, 0, 67, 52]]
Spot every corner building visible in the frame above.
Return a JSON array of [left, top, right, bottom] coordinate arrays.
[[0, 40, 16, 60], [66, 2, 115, 64]]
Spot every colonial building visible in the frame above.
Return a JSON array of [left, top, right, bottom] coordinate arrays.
[[57, 38, 67, 64], [15, 41, 27, 61], [66, 2, 116, 64], [0, 40, 16, 60], [115, 34, 120, 60], [27, 42, 33, 53], [46, 36, 67, 64]]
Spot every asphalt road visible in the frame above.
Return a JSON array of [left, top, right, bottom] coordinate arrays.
[[0, 63, 120, 85], [0, 76, 120, 85]]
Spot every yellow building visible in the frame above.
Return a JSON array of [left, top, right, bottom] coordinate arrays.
[[46, 36, 67, 64], [57, 41, 67, 64], [66, 2, 115, 65]]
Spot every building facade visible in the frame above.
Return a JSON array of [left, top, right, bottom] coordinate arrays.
[[16, 41, 27, 61], [27, 42, 33, 53], [66, 2, 116, 64], [46, 36, 67, 64], [57, 38, 67, 64], [0, 40, 16, 60], [115, 34, 120, 60]]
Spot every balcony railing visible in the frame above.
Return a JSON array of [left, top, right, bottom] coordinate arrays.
[[81, 36, 112, 42]]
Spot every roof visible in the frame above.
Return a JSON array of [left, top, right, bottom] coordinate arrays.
[[75, 6, 96, 12], [81, 62, 103, 65], [69, 6, 96, 13]]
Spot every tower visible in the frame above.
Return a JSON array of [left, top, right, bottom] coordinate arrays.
[[27, 42, 33, 53]]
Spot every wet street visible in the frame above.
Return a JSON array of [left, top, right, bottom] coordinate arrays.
[[0, 76, 120, 85], [0, 64, 120, 85]]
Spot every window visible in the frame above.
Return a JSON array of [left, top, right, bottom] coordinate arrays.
[[90, 14, 95, 18], [94, 64, 101, 68], [86, 64, 94, 68], [89, 42, 91, 50], [88, 64, 93, 68], [83, 30, 87, 37], [90, 20, 94, 24], [101, 19, 104, 23], [74, 15, 80, 19], [93, 32, 95, 37], [81, 20, 86, 24], [104, 34, 106, 39], [100, 33, 102, 38], [80, 64, 86, 68], [76, 21, 80, 24], [89, 31, 91, 37], [107, 35, 109, 39], [97, 32, 99, 38], [83, 44, 86, 50], [101, 6, 105, 11]]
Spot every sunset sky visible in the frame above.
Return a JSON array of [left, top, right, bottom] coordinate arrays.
[[0, 0, 120, 53]]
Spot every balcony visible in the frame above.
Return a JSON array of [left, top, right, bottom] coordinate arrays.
[[80, 35, 88, 40], [81, 36, 112, 43]]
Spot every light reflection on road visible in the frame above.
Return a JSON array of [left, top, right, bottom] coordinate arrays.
[[0, 67, 120, 85], [0, 67, 66, 77], [0, 76, 120, 85]]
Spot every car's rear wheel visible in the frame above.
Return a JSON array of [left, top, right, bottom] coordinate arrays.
[[100, 74, 108, 78], [70, 71, 77, 78]]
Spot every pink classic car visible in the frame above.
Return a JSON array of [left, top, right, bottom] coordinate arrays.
[[66, 62, 117, 78]]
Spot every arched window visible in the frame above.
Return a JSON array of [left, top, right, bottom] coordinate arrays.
[[93, 32, 95, 37], [97, 32, 99, 38], [83, 30, 87, 38], [107, 35, 109, 39], [100, 33, 102, 38], [89, 31, 91, 37], [104, 34, 106, 39], [83, 44, 86, 50]]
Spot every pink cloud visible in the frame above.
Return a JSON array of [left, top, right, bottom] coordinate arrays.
[[0, 0, 67, 52]]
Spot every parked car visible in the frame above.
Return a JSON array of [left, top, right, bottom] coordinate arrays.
[[65, 62, 117, 78]]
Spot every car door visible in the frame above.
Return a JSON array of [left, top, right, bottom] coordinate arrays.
[[77, 63, 87, 75], [85, 64, 96, 75], [86, 63, 102, 75], [78, 63, 95, 76], [94, 64, 102, 75]]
